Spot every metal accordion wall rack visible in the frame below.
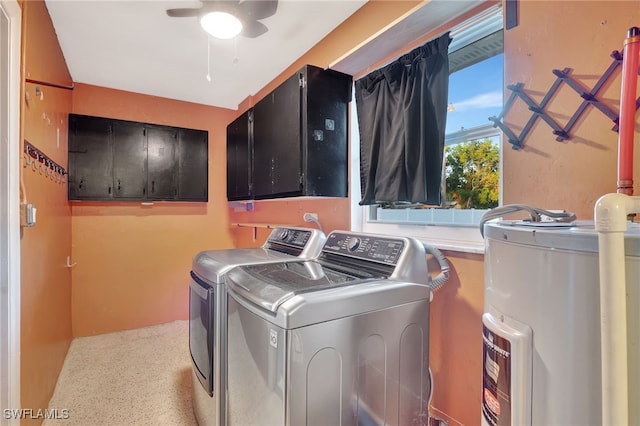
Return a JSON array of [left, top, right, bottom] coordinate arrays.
[[23, 140, 67, 184], [489, 49, 640, 150]]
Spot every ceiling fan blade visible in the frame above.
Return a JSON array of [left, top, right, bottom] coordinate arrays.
[[166, 8, 201, 18], [200, 0, 239, 13], [201, 0, 239, 4], [238, 0, 278, 20], [240, 20, 268, 38]]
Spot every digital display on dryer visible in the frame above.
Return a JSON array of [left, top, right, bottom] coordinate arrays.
[[268, 229, 311, 248], [323, 233, 404, 264]]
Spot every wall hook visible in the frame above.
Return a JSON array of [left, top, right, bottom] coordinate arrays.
[[65, 256, 77, 268]]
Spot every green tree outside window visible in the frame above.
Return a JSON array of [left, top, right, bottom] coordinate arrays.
[[445, 139, 499, 209]]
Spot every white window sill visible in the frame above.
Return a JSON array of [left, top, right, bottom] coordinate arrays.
[[360, 220, 485, 254]]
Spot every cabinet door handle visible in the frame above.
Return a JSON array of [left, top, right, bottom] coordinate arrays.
[[108, 186, 111, 195], [117, 179, 121, 191], [152, 180, 155, 193]]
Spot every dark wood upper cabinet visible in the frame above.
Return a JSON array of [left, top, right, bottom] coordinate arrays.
[[226, 64, 352, 201], [226, 112, 251, 201], [178, 128, 209, 201], [146, 125, 178, 200], [68, 114, 114, 200], [112, 119, 146, 199], [68, 114, 208, 202], [252, 72, 303, 199]]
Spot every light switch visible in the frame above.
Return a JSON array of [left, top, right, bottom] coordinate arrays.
[[20, 203, 36, 227]]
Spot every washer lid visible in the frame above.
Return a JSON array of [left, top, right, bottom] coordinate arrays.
[[226, 261, 382, 312], [191, 227, 326, 284], [192, 248, 294, 284], [227, 262, 430, 329]]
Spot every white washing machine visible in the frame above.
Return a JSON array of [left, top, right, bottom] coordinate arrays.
[[224, 230, 447, 426], [482, 221, 640, 425], [189, 227, 325, 426]]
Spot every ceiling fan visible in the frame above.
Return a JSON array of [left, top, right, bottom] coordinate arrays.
[[166, 0, 278, 39]]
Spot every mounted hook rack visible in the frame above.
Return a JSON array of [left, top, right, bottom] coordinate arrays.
[[23, 140, 67, 183], [490, 49, 639, 150]]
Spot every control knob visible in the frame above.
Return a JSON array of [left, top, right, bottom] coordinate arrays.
[[279, 229, 289, 241], [346, 237, 361, 252]]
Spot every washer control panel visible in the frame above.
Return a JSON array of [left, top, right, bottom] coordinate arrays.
[[323, 232, 405, 265], [267, 228, 312, 248]]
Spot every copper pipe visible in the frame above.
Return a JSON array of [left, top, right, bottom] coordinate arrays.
[[617, 27, 640, 195]]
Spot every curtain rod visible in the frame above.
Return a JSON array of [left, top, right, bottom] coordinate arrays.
[[345, 2, 502, 80], [25, 78, 74, 90]]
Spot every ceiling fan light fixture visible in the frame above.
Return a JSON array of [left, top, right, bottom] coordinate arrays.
[[200, 11, 242, 39]]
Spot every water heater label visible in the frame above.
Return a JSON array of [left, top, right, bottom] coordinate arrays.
[[482, 325, 512, 425]]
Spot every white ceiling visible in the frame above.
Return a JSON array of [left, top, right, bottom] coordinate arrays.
[[44, 0, 367, 110]]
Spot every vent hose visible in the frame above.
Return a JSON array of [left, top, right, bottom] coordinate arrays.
[[421, 244, 448, 415], [478, 204, 577, 237], [422, 246, 446, 416], [423, 242, 450, 292]]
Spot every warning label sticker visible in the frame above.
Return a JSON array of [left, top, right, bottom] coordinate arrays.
[[482, 325, 511, 426]]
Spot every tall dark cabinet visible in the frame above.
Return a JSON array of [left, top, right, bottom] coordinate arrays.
[[178, 128, 209, 201], [226, 112, 251, 201], [112, 119, 146, 199], [68, 114, 208, 202], [68, 114, 113, 199], [226, 64, 352, 201], [252, 72, 303, 199]]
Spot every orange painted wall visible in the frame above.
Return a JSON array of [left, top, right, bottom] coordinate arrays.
[[70, 84, 237, 336], [19, 0, 73, 422], [503, 1, 640, 218], [228, 198, 351, 248], [428, 251, 485, 426]]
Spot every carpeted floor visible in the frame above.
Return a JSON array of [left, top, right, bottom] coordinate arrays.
[[44, 320, 198, 426]]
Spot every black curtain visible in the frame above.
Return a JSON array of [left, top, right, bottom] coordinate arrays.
[[355, 32, 451, 206]]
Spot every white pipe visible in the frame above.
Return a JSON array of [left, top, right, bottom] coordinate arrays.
[[594, 193, 640, 425]]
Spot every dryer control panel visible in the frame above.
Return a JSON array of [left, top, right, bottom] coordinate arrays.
[[322, 232, 405, 265], [267, 228, 312, 248]]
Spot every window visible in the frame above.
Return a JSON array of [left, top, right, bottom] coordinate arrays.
[[445, 12, 503, 212], [355, 5, 504, 252]]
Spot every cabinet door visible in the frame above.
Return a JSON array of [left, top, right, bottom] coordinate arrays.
[[226, 112, 251, 200], [303, 67, 350, 197], [252, 73, 302, 199], [68, 114, 113, 200], [178, 128, 208, 201], [147, 126, 177, 200], [112, 120, 146, 199]]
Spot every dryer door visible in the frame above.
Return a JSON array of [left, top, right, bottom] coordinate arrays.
[[190, 272, 215, 396]]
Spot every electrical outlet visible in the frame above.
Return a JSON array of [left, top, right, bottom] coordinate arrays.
[[303, 212, 318, 222]]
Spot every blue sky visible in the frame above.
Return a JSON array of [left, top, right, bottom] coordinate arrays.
[[445, 53, 504, 134]]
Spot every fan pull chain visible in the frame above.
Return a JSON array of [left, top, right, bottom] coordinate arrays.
[[206, 35, 212, 82], [233, 36, 239, 65]]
